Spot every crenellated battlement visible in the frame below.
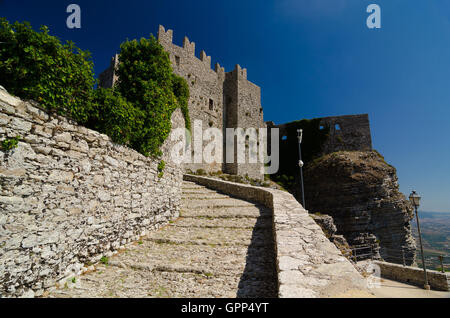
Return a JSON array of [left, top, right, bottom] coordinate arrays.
[[158, 25, 218, 74], [183, 36, 195, 55], [157, 25, 253, 79], [158, 25, 173, 45], [215, 62, 225, 75], [199, 50, 211, 68], [227, 64, 248, 80]]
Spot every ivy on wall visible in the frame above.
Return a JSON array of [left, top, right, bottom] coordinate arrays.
[[115, 36, 190, 157], [1, 136, 20, 151]]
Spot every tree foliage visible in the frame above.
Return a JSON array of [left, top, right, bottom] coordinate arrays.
[[89, 88, 144, 146], [0, 19, 190, 158], [0, 18, 95, 123]]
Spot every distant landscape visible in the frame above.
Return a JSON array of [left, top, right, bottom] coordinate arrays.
[[411, 211, 450, 271]]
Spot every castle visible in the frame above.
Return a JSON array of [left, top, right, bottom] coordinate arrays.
[[99, 26, 375, 181], [99, 25, 266, 180]]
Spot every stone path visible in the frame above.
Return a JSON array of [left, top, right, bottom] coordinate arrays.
[[371, 278, 450, 298], [47, 181, 277, 298]]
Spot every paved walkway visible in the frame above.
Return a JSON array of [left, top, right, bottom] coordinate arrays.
[[47, 181, 277, 298], [371, 278, 450, 298]]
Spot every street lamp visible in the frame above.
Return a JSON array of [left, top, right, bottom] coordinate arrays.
[[409, 190, 430, 290], [297, 129, 306, 209]]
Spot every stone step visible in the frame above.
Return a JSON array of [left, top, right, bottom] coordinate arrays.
[[182, 181, 201, 186], [181, 198, 257, 209], [106, 241, 276, 279], [172, 216, 272, 229], [182, 187, 218, 193], [182, 183, 206, 190], [49, 264, 276, 298], [182, 193, 231, 200], [180, 205, 271, 218], [145, 225, 273, 248]]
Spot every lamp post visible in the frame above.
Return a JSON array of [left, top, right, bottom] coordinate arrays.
[[297, 129, 306, 209], [409, 190, 430, 290]]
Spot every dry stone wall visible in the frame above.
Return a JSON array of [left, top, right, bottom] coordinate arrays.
[[0, 88, 184, 297]]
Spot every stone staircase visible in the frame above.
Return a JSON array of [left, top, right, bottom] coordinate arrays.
[[47, 181, 277, 298]]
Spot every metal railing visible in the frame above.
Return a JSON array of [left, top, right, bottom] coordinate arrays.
[[379, 246, 450, 273], [350, 244, 381, 262], [348, 244, 450, 273]]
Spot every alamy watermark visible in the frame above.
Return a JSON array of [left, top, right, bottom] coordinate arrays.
[[65, 4, 380, 30], [66, 4, 81, 29], [352, 262, 382, 289], [169, 120, 280, 175], [367, 4, 381, 29]]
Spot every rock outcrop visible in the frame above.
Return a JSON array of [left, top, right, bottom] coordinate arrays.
[[309, 213, 367, 263], [304, 151, 416, 265]]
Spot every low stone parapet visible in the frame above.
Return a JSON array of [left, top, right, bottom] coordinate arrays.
[[374, 261, 450, 291]]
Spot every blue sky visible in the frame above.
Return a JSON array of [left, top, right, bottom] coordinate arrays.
[[1, 0, 449, 212]]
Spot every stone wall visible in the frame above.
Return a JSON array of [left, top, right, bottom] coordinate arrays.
[[267, 113, 372, 158], [0, 88, 184, 297], [374, 261, 449, 291], [183, 174, 374, 298], [318, 114, 372, 155], [98, 54, 119, 90]]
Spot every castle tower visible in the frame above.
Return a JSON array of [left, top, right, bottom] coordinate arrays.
[[223, 65, 265, 179], [98, 54, 119, 88]]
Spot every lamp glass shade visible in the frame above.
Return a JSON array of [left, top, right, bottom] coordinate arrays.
[[409, 191, 421, 207], [297, 129, 303, 143]]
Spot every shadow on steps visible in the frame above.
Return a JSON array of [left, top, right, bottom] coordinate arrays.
[[237, 204, 278, 298]]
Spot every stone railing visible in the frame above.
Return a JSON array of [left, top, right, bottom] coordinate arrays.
[[183, 174, 373, 298], [0, 88, 184, 297], [374, 261, 450, 291]]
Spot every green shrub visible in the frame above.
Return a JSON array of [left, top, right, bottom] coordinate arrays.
[[100, 256, 109, 265], [171, 74, 191, 131], [157, 160, 165, 172], [195, 169, 207, 176], [0, 18, 95, 123], [1, 136, 20, 151], [157, 160, 165, 178], [89, 88, 144, 146]]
